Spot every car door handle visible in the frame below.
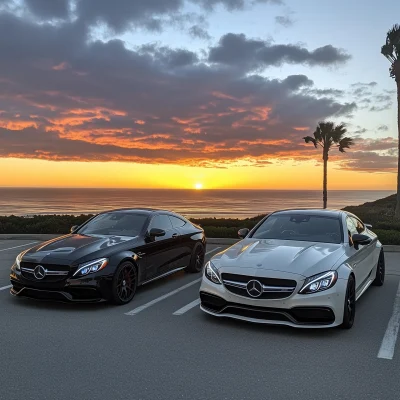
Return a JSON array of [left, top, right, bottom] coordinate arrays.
[[172, 233, 179, 239]]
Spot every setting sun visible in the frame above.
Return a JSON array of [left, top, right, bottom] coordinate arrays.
[[194, 183, 203, 190]]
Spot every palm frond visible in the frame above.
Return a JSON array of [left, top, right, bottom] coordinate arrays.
[[386, 24, 400, 45], [303, 136, 317, 148], [331, 123, 347, 144], [313, 126, 322, 143], [315, 121, 335, 149], [381, 44, 395, 61], [382, 25, 400, 65], [338, 137, 354, 153]]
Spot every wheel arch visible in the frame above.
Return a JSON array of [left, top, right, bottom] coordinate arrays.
[[110, 251, 141, 279]]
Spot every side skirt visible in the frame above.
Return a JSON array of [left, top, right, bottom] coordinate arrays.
[[356, 278, 374, 301], [139, 267, 186, 286]]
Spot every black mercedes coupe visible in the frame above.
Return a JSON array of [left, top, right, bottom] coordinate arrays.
[[10, 208, 206, 305]]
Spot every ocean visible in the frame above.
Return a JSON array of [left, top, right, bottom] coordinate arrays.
[[0, 188, 394, 219]]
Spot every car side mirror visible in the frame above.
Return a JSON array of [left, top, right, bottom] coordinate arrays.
[[365, 224, 372, 229], [148, 228, 166, 238], [71, 225, 78, 233], [238, 228, 249, 239], [352, 234, 372, 250]]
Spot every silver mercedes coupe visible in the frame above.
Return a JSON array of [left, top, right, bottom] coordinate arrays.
[[199, 209, 384, 329]]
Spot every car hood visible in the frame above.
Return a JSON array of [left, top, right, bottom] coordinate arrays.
[[21, 234, 137, 264], [212, 238, 345, 279]]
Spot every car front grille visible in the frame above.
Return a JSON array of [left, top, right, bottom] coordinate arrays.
[[221, 273, 297, 299], [20, 262, 70, 282]]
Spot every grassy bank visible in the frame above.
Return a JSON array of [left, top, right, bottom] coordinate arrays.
[[0, 194, 399, 243], [343, 194, 400, 245]]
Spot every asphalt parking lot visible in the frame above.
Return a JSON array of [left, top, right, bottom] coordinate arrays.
[[1, 239, 400, 400]]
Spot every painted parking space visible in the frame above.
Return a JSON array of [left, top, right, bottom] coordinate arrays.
[[0, 239, 400, 399]]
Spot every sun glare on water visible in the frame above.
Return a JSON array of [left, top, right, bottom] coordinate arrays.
[[194, 183, 203, 190]]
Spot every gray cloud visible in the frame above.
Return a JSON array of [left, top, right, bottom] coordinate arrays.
[[377, 124, 389, 132], [76, 0, 183, 33], [349, 81, 394, 112], [138, 44, 199, 68], [305, 88, 345, 97], [197, 0, 282, 11], [208, 33, 351, 71], [275, 15, 294, 27], [0, 0, 282, 35], [339, 151, 397, 173], [24, 0, 70, 19], [189, 24, 211, 40], [350, 82, 378, 88], [0, 6, 366, 169]]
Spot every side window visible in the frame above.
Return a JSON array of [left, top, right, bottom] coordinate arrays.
[[346, 217, 357, 236], [169, 216, 186, 228], [149, 215, 173, 231], [351, 217, 365, 234]]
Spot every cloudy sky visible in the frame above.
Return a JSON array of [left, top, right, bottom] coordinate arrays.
[[0, 0, 398, 189]]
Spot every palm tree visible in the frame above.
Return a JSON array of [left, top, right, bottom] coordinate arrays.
[[381, 24, 400, 218], [303, 122, 354, 209]]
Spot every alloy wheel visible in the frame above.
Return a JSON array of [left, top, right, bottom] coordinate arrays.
[[378, 254, 385, 282], [347, 280, 356, 324], [195, 247, 205, 271], [116, 264, 136, 302]]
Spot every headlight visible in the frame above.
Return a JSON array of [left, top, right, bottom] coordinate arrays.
[[14, 252, 23, 271], [299, 271, 338, 294], [204, 261, 221, 284], [73, 258, 108, 277]]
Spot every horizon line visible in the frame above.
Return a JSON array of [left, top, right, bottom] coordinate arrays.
[[0, 186, 396, 191]]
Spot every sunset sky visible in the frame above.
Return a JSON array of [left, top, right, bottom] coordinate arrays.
[[0, 0, 398, 190]]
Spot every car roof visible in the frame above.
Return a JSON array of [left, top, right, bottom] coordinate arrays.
[[270, 208, 343, 218], [98, 208, 185, 217]]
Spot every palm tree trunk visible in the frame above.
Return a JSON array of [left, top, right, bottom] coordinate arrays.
[[323, 153, 328, 209], [395, 79, 400, 219]]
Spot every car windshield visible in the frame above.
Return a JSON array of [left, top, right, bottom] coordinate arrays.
[[77, 212, 148, 237], [251, 214, 342, 244]]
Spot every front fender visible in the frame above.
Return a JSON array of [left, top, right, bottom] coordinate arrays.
[[108, 251, 143, 280], [336, 262, 353, 281]]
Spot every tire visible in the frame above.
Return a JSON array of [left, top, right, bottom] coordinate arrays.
[[186, 243, 205, 273], [341, 274, 356, 329], [110, 261, 138, 305], [372, 249, 385, 287]]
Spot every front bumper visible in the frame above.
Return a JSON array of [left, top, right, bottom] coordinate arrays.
[[10, 267, 113, 303], [199, 276, 347, 328]]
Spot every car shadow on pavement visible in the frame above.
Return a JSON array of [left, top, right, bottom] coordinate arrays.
[[7, 296, 111, 313], [200, 313, 344, 338]]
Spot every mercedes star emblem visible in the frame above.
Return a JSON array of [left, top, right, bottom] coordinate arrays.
[[246, 279, 263, 298], [33, 265, 46, 280]]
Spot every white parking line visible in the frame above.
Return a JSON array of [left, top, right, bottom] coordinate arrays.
[[378, 281, 400, 360], [206, 247, 221, 255], [173, 299, 200, 315], [125, 246, 222, 316], [0, 285, 11, 292], [125, 278, 202, 315], [0, 241, 38, 252]]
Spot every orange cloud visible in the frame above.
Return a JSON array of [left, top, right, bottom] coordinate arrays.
[[52, 62, 69, 71]]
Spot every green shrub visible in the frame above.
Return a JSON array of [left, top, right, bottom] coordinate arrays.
[[374, 229, 400, 245], [0, 214, 94, 234], [203, 226, 241, 238]]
